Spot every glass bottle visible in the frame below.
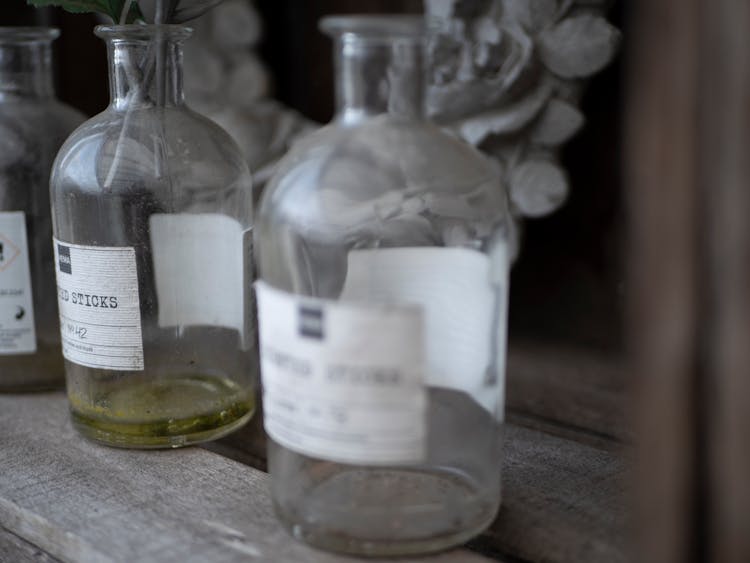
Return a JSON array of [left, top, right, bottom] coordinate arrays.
[[50, 25, 256, 448], [255, 15, 511, 556], [0, 28, 84, 392]]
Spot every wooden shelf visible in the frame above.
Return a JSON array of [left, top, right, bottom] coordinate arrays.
[[0, 347, 628, 562]]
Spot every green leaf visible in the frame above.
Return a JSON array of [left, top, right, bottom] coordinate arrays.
[[138, 0, 226, 23], [27, 0, 107, 14], [27, 0, 143, 23]]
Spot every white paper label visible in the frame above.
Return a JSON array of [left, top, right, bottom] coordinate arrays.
[[149, 214, 248, 337], [0, 212, 36, 354], [54, 239, 144, 371], [340, 246, 507, 415], [256, 281, 427, 465]]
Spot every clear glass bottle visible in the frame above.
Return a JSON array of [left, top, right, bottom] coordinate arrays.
[[0, 28, 84, 392], [50, 25, 256, 448], [255, 16, 511, 556]]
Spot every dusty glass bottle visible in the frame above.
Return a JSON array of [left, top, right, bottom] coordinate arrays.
[[50, 25, 256, 447], [255, 16, 511, 556], [0, 28, 84, 391]]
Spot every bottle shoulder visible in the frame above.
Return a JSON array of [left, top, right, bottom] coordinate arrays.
[[0, 94, 83, 120], [51, 105, 251, 201], [259, 115, 508, 239], [0, 96, 85, 170], [286, 116, 494, 171]]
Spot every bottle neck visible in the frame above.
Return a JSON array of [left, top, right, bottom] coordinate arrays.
[[333, 37, 424, 124], [0, 40, 54, 99], [102, 27, 187, 110]]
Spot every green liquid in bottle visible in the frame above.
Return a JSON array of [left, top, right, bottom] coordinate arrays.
[[69, 373, 255, 448]]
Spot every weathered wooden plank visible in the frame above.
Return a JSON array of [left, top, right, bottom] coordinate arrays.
[[0, 393, 490, 563], [208, 397, 629, 563], [699, 2, 750, 562], [625, 0, 701, 562], [505, 412, 620, 453], [505, 343, 628, 441], [481, 424, 627, 563], [0, 526, 61, 563]]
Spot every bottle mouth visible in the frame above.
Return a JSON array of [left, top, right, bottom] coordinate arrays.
[[320, 15, 425, 41], [95, 24, 193, 42], [0, 27, 59, 44]]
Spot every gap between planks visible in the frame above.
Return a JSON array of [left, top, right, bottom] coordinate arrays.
[[0, 525, 62, 563]]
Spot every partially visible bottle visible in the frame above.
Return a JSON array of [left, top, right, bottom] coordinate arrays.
[[255, 15, 511, 556], [50, 25, 256, 447], [0, 27, 84, 392]]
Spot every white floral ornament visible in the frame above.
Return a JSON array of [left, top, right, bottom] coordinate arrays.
[[182, 0, 315, 185], [425, 0, 620, 228]]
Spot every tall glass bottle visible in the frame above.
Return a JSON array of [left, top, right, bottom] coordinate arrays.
[[255, 16, 511, 556], [0, 28, 84, 391], [50, 25, 256, 447]]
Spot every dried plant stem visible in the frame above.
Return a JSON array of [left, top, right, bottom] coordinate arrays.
[[153, 0, 171, 180], [103, 46, 149, 189], [105, 0, 175, 188], [119, 0, 135, 24]]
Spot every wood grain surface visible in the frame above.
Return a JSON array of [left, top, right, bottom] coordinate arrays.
[[0, 393, 490, 563], [211, 395, 629, 563], [0, 335, 630, 563], [484, 424, 628, 563], [0, 526, 61, 563]]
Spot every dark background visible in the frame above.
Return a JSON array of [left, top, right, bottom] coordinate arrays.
[[4, 0, 624, 353]]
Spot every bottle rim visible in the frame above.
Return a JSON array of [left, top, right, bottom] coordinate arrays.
[[95, 24, 193, 42], [320, 15, 425, 40], [0, 27, 59, 44]]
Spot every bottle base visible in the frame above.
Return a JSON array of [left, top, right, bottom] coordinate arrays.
[[275, 466, 499, 557], [69, 374, 256, 448]]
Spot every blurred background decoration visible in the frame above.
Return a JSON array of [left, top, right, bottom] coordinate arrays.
[[184, 0, 622, 257], [180, 0, 315, 188], [424, 0, 620, 238], [4, 0, 624, 351], [182, 0, 622, 231], [6, 2, 750, 563]]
